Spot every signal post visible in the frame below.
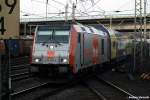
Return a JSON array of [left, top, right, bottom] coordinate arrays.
[[0, 0, 19, 100]]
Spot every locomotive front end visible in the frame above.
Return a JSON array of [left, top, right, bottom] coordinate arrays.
[[31, 25, 70, 73]]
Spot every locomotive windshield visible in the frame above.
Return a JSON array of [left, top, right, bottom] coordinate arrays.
[[54, 30, 69, 43], [36, 26, 69, 43]]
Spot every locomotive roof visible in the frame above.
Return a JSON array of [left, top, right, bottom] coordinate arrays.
[[36, 24, 125, 37], [37, 24, 71, 30], [73, 24, 107, 36], [90, 24, 109, 34], [90, 24, 126, 37]]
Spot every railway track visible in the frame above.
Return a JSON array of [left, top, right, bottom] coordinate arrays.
[[11, 56, 29, 66], [11, 73, 95, 100], [11, 56, 31, 81], [10, 71, 140, 100], [11, 78, 64, 96], [11, 64, 31, 81], [82, 75, 140, 100], [11, 77, 83, 100]]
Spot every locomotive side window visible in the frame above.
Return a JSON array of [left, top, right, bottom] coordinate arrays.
[[87, 26, 94, 33], [81, 27, 86, 31], [89, 28, 94, 33], [101, 39, 104, 55]]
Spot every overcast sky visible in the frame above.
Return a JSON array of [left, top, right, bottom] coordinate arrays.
[[20, 0, 150, 18]]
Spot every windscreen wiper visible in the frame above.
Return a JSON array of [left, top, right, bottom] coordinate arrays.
[[51, 30, 62, 45]]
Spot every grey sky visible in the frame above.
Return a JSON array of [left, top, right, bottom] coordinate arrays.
[[20, 0, 150, 18]]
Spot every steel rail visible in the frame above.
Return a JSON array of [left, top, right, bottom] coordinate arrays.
[[82, 81, 107, 100], [11, 71, 30, 81], [11, 64, 30, 68], [96, 75, 140, 100], [11, 64, 30, 70], [11, 56, 29, 60], [10, 81, 51, 96], [11, 72, 29, 77], [11, 56, 29, 64], [35, 74, 95, 100]]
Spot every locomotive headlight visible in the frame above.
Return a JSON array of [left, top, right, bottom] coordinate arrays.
[[63, 59, 67, 63], [35, 58, 40, 62], [50, 45, 54, 49]]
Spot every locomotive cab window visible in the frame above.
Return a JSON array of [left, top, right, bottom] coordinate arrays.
[[36, 26, 53, 43], [81, 27, 86, 31], [36, 26, 69, 43], [54, 30, 69, 43]]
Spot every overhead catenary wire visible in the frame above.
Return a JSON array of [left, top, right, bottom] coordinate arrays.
[[80, 1, 90, 16], [28, 0, 73, 18], [51, 0, 91, 17], [21, 10, 45, 18], [86, 0, 102, 11], [115, 0, 133, 12], [21, 0, 150, 19], [31, 0, 62, 10], [77, 0, 104, 16]]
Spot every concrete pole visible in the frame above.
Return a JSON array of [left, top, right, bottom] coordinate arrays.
[[29, 25, 31, 35], [24, 22, 27, 35], [110, 16, 112, 29], [144, 0, 147, 40], [139, 0, 143, 67], [134, 0, 143, 71], [65, 3, 68, 22], [72, 3, 76, 22], [133, 0, 137, 72], [8, 40, 11, 100], [46, 0, 48, 20], [144, 0, 147, 57]]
